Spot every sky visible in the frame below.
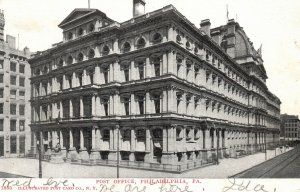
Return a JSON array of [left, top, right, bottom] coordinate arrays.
[[1, 0, 300, 116]]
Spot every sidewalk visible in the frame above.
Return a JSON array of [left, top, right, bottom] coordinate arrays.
[[0, 148, 292, 178]]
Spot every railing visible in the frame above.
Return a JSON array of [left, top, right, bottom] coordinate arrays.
[[94, 159, 212, 173]]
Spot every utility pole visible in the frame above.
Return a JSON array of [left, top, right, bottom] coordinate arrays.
[[264, 132, 267, 160], [38, 132, 42, 178], [116, 126, 120, 178], [216, 129, 219, 165]]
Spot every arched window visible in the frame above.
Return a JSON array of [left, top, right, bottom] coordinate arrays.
[[77, 53, 84, 62], [88, 23, 95, 32], [77, 28, 83, 36], [42, 66, 48, 74], [123, 42, 131, 53], [176, 35, 182, 43], [88, 49, 95, 59], [58, 59, 64, 67], [67, 56, 73, 65], [136, 37, 146, 49], [67, 32, 73, 40], [152, 33, 162, 44], [35, 68, 40, 76], [102, 45, 110, 55], [186, 41, 191, 49], [152, 128, 162, 139]]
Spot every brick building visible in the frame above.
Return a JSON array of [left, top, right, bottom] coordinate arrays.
[[0, 10, 31, 157], [28, 1, 281, 171], [281, 114, 300, 140]]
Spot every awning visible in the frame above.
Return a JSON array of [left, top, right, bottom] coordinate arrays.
[[120, 141, 131, 151], [135, 142, 146, 152], [153, 142, 161, 148]]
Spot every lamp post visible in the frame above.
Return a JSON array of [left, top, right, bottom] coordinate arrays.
[[264, 132, 267, 160], [37, 132, 42, 178], [116, 126, 120, 178]]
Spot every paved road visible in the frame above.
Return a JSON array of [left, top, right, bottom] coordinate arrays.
[[0, 172, 29, 178], [232, 145, 300, 178]]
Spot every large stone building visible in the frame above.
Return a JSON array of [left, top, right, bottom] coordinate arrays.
[[29, 1, 281, 171], [0, 10, 31, 157], [280, 114, 299, 141]]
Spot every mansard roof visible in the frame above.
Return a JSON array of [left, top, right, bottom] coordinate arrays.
[[58, 8, 114, 28]]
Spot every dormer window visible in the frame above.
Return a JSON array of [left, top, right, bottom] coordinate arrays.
[[77, 53, 84, 62], [186, 41, 191, 50], [122, 42, 131, 53], [176, 35, 182, 44], [88, 23, 95, 32], [88, 49, 95, 59], [58, 59, 64, 68], [77, 28, 83, 36], [67, 56, 73, 65], [102, 45, 110, 55], [67, 32, 73, 40], [152, 33, 162, 44], [136, 37, 146, 49]]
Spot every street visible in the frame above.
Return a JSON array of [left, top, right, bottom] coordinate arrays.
[[233, 145, 300, 178]]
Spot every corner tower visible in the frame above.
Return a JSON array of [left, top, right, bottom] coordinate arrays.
[[0, 10, 4, 41], [133, 0, 145, 17]]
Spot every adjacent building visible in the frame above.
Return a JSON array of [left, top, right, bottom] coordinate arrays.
[[280, 114, 300, 141], [28, 0, 281, 171], [0, 10, 31, 157]]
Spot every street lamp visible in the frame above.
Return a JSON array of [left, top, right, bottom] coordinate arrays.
[[37, 133, 42, 178]]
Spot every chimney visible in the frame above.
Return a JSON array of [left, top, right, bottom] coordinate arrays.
[[133, 0, 146, 17], [6, 35, 16, 49], [200, 19, 211, 37], [0, 10, 5, 42]]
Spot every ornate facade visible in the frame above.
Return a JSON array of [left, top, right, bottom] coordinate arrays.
[[29, 1, 281, 171]]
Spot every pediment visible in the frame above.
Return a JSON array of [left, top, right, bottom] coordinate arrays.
[[58, 8, 110, 28]]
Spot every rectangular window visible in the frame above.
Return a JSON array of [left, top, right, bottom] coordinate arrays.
[[10, 75, 16, 85], [10, 136, 16, 154], [0, 103, 3, 114], [19, 136, 25, 154], [10, 104, 16, 115], [19, 65, 25, 73], [10, 62, 16, 72], [103, 129, 110, 141], [10, 120, 16, 131], [19, 77, 25, 87], [0, 89, 3, 98], [19, 105, 25, 116], [0, 74, 3, 83], [10, 90, 16, 99], [19, 120, 25, 131], [19, 91, 25, 100], [0, 119, 3, 131], [0, 60, 3, 69]]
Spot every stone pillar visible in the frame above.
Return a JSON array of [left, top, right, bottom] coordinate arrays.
[[68, 129, 78, 162], [129, 129, 136, 161], [145, 128, 151, 163], [79, 128, 89, 162], [90, 126, 100, 163], [80, 96, 83, 117], [69, 99, 73, 118], [94, 65, 101, 84], [145, 57, 151, 78]]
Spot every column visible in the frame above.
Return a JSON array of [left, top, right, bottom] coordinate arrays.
[[94, 65, 101, 84], [162, 52, 168, 74], [167, 50, 175, 74], [145, 128, 151, 163], [167, 87, 176, 113], [80, 129, 84, 150], [60, 131, 65, 150], [145, 91, 151, 114], [145, 57, 151, 78], [130, 129, 136, 161], [130, 60, 136, 81], [130, 93, 136, 115], [80, 96, 83, 117], [69, 99, 73, 118], [92, 95, 96, 116]]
